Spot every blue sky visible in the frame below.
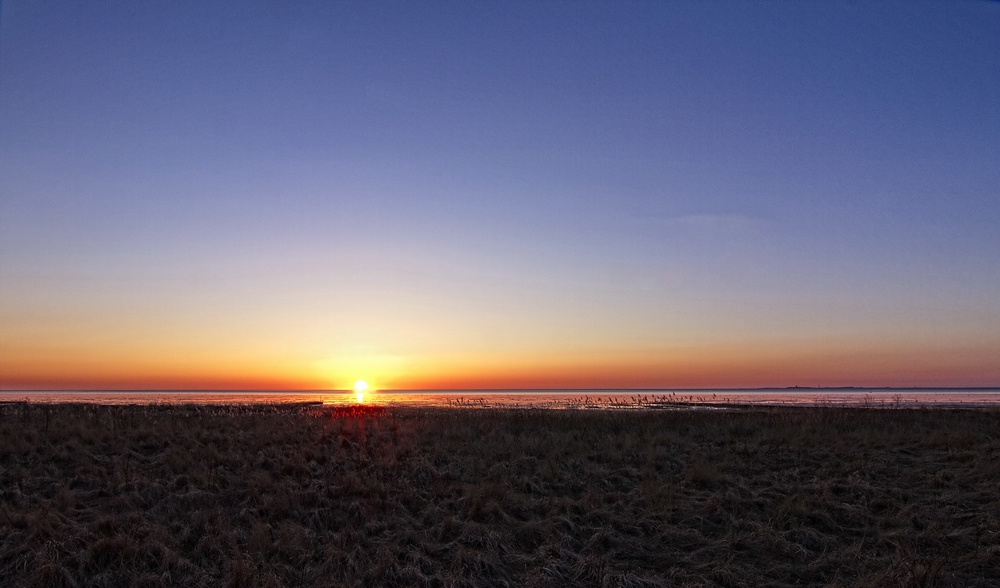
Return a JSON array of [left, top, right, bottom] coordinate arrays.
[[2, 1, 998, 389]]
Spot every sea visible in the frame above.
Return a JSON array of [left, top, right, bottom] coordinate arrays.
[[1, 389, 1000, 409]]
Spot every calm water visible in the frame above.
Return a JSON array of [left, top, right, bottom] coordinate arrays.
[[2, 389, 1000, 408]]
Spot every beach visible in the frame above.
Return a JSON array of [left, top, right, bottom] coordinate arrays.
[[2, 403, 998, 586]]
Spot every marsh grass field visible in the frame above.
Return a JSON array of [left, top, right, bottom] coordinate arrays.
[[1, 403, 999, 587]]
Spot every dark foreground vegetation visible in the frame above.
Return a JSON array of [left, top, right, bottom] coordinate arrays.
[[2, 403, 999, 587]]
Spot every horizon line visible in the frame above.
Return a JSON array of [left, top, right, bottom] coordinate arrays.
[[4, 386, 1000, 393]]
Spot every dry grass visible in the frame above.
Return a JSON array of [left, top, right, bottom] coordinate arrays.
[[1, 403, 999, 587]]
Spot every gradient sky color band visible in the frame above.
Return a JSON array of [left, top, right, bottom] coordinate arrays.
[[1, 1, 998, 390]]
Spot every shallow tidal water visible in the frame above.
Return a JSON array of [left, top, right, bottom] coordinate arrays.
[[2, 388, 1000, 408]]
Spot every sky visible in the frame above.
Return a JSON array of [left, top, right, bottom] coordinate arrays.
[[1, 1, 999, 391]]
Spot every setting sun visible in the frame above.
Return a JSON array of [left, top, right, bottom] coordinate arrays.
[[354, 380, 369, 402]]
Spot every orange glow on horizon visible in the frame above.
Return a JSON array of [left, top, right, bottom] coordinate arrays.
[[2, 337, 999, 391]]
